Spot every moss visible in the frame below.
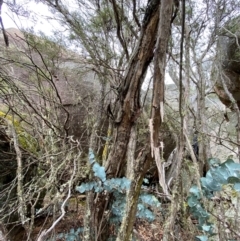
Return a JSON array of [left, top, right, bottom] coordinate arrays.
[[0, 111, 38, 153], [102, 127, 112, 162], [225, 16, 240, 34]]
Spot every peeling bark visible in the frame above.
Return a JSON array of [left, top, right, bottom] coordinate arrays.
[[105, 0, 161, 178], [95, 1, 161, 239], [150, 0, 173, 195]]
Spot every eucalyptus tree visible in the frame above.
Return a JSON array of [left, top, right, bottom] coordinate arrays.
[[2, 0, 177, 240], [164, 1, 240, 239], [31, 0, 176, 240], [2, 0, 240, 240]]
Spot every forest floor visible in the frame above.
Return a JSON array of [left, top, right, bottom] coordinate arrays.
[[11, 195, 195, 241]]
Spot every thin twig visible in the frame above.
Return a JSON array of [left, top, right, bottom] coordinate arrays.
[[37, 157, 77, 241]]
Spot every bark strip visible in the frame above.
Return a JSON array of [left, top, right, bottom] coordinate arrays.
[[150, 0, 173, 195], [105, 0, 161, 177]]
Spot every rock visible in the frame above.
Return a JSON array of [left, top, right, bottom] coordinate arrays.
[[213, 16, 240, 109]]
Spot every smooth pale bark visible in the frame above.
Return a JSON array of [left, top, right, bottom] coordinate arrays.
[[195, 56, 211, 175]]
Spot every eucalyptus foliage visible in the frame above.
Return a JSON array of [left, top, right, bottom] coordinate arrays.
[[188, 158, 240, 240], [76, 149, 161, 225], [76, 149, 131, 193], [47, 228, 83, 241]]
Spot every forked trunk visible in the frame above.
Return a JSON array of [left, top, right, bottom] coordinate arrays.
[[93, 1, 161, 240]]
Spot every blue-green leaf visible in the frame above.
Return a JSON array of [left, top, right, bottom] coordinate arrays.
[[143, 178, 149, 184], [189, 185, 201, 199], [76, 181, 96, 193], [119, 177, 131, 190], [137, 205, 155, 221], [208, 158, 220, 167], [188, 158, 240, 240], [210, 166, 229, 184], [201, 177, 221, 192], [223, 159, 240, 177], [195, 235, 208, 241], [187, 195, 199, 207], [103, 179, 113, 191], [93, 163, 106, 182], [140, 194, 161, 208], [66, 234, 77, 241], [137, 203, 144, 211], [94, 184, 103, 192], [89, 148, 95, 164], [202, 224, 211, 232], [227, 176, 240, 184], [75, 184, 87, 193], [233, 182, 240, 191]]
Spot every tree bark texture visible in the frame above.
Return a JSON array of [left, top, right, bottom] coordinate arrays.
[[105, 0, 161, 177], [116, 146, 152, 241], [94, 1, 161, 240], [150, 0, 173, 195]]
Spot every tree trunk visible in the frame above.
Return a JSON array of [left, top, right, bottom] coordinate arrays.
[[83, 80, 107, 241], [150, 0, 173, 196], [104, 0, 161, 178], [116, 145, 152, 241], [94, 1, 161, 239], [196, 61, 211, 175]]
